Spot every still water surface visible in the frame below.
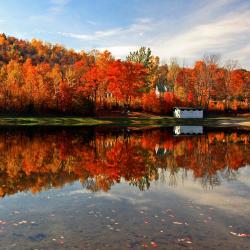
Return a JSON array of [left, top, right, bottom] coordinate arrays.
[[0, 126, 249, 249]]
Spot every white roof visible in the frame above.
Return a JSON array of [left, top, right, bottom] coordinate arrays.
[[174, 107, 204, 110]]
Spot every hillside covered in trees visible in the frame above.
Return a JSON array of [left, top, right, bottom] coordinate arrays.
[[0, 33, 249, 115]]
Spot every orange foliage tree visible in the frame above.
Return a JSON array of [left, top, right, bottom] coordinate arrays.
[[0, 33, 249, 114]]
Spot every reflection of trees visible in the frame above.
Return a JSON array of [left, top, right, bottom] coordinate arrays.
[[201, 173, 221, 190], [0, 128, 249, 197], [222, 167, 238, 182]]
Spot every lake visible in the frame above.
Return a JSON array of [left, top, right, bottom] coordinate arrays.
[[0, 126, 249, 249]]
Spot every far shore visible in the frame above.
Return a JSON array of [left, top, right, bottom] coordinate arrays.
[[0, 112, 249, 127]]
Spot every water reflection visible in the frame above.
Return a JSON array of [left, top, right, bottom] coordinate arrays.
[[0, 127, 249, 197], [173, 126, 203, 135]]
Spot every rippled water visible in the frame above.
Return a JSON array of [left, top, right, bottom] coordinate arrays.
[[0, 126, 249, 249]]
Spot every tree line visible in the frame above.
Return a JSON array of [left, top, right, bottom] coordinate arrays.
[[0, 33, 249, 115]]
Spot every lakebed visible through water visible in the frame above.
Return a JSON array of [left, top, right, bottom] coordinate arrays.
[[0, 126, 249, 249]]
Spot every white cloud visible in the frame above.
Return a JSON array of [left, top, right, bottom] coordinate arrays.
[[28, 0, 71, 20], [154, 11, 249, 52], [151, 10, 250, 67], [49, 0, 71, 14], [58, 28, 123, 41], [50, 0, 71, 4], [86, 20, 97, 26], [58, 18, 153, 42], [155, 167, 250, 216], [97, 46, 139, 58], [127, 18, 152, 33], [54, 0, 250, 68], [226, 44, 250, 68]]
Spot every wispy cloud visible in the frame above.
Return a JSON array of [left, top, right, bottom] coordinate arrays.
[[86, 20, 97, 26], [227, 44, 250, 68], [97, 2, 250, 68], [2, 0, 249, 68], [49, 0, 71, 14], [58, 18, 152, 42], [58, 28, 123, 41], [57, 3, 250, 69], [28, 0, 71, 24], [153, 9, 250, 62]]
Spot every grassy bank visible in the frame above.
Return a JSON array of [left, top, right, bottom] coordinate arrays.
[[0, 115, 249, 127]]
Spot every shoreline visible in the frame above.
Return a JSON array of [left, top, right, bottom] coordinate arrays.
[[0, 115, 249, 127]]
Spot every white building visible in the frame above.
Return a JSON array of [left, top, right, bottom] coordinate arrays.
[[155, 85, 168, 98], [173, 107, 204, 118]]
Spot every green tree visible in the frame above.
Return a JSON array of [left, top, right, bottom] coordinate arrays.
[[127, 47, 159, 91]]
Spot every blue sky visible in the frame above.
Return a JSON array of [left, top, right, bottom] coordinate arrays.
[[0, 0, 250, 68]]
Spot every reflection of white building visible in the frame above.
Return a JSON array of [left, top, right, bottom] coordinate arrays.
[[174, 126, 203, 135], [173, 107, 204, 118]]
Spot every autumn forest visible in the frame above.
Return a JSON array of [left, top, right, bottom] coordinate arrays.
[[0, 33, 249, 115]]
